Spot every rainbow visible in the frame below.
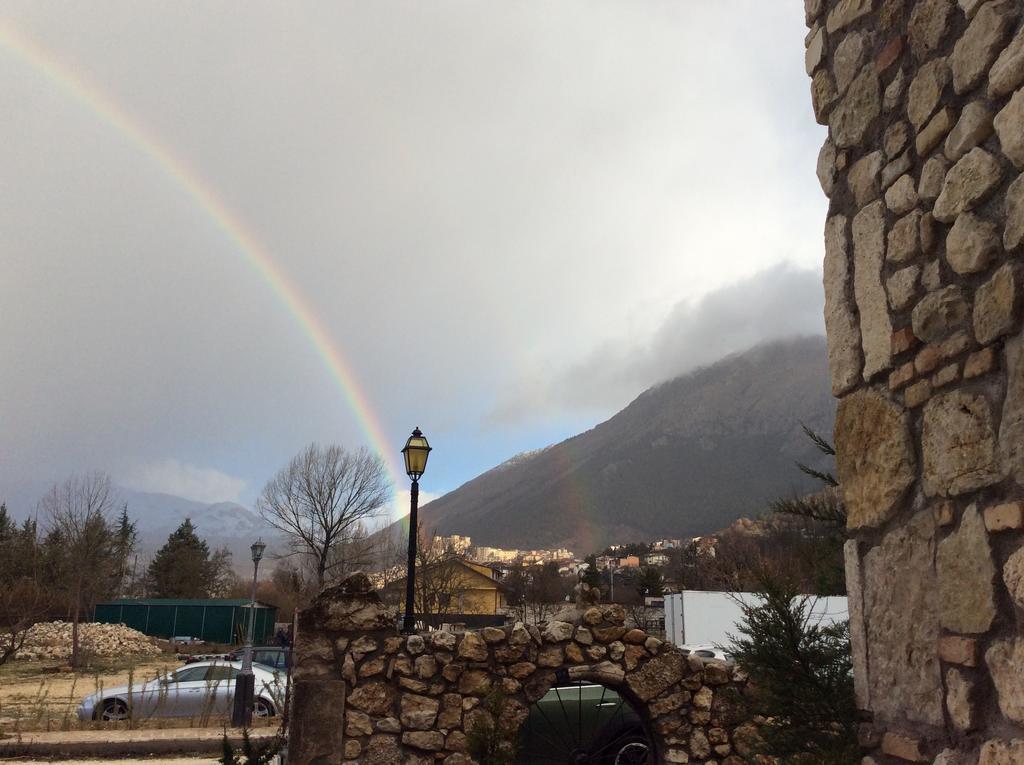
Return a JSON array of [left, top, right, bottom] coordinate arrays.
[[0, 18, 406, 488]]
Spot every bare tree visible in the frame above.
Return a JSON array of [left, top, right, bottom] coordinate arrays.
[[0, 577, 50, 665], [257, 444, 391, 590], [40, 472, 117, 668]]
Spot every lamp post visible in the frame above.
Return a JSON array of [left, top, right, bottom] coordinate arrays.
[[231, 537, 266, 727], [401, 427, 431, 635]]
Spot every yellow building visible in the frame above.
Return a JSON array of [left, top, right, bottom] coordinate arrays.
[[383, 557, 508, 616]]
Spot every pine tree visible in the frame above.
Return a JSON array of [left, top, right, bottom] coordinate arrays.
[[728, 574, 858, 764], [112, 504, 138, 598], [635, 566, 664, 598], [147, 519, 217, 598], [580, 554, 601, 588]]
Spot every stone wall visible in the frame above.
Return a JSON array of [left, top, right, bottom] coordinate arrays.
[[806, 0, 1024, 762], [287, 575, 752, 764]]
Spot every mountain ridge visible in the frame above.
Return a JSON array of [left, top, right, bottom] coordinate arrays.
[[413, 335, 835, 552]]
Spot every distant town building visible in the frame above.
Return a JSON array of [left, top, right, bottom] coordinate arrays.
[[651, 538, 683, 550], [471, 546, 519, 563], [432, 535, 472, 555], [617, 555, 640, 568], [642, 552, 670, 567]]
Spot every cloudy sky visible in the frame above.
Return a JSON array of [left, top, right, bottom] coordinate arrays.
[[0, 1, 828, 519]]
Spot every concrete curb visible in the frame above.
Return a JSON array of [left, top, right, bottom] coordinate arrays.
[[0, 728, 279, 758]]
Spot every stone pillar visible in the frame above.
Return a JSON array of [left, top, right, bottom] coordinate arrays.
[[806, 0, 1024, 762]]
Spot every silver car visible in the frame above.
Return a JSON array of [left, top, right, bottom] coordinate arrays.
[[77, 660, 285, 722]]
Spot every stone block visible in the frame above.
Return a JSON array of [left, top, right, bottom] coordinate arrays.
[[854, 202, 893, 378], [906, 379, 933, 407], [885, 175, 918, 213], [876, 35, 904, 73], [826, 0, 874, 33], [835, 389, 916, 529], [984, 501, 1024, 530], [909, 0, 956, 60], [975, 263, 1022, 344], [844, 539, 869, 709], [923, 391, 1001, 496], [919, 157, 949, 201], [933, 362, 961, 388], [888, 265, 921, 311], [882, 731, 928, 762], [831, 65, 882, 148], [1004, 545, 1024, 608], [812, 70, 838, 124], [946, 212, 1001, 274], [888, 210, 922, 262], [994, 88, 1024, 169], [922, 259, 941, 290], [625, 651, 686, 701], [939, 635, 979, 667], [940, 330, 972, 359], [945, 101, 995, 162], [848, 150, 884, 206], [986, 639, 1024, 723], [946, 667, 978, 731], [1005, 174, 1024, 251], [885, 67, 907, 112], [937, 505, 997, 633], [882, 151, 912, 191], [916, 344, 942, 375], [817, 139, 837, 196], [290, 678, 347, 765], [934, 148, 1003, 222], [980, 739, 1024, 765], [913, 286, 969, 343], [890, 361, 917, 389], [457, 633, 488, 661], [965, 347, 998, 378], [989, 26, 1024, 99], [1001, 335, 1024, 482], [806, 25, 825, 76], [950, 0, 1020, 94], [921, 212, 939, 254], [885, 121, 910, 158], [908, 57, 951, 129], [400, 693, 439, 730], [917, 107, 956, 156], [935, 500, 956, 526], [835, 32, 867, 92], [893, 326, 920, 355]]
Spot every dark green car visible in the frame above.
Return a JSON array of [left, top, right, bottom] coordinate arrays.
[[515, 681, 652, 764]]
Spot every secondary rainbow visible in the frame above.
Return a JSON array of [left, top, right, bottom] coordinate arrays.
[[0, 18, 406, 487]]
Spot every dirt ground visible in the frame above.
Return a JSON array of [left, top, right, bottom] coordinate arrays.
[[0, 655, 224, 732]]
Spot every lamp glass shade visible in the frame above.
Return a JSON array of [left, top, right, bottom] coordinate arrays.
[[251, 538, 266, 564], [402, 427, 431, 479]]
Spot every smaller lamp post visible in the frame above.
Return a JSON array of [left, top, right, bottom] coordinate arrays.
[[231, 537, 266, 727], [401, 427, 432, 634]]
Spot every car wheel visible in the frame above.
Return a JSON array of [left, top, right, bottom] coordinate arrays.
[[609, 736, 650, 765], [253, 697, 275, 718], [99, 698, 129, 722]]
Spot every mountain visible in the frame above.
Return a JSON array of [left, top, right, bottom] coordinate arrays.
[[415, 336, 836, 553], [0, 482, 282, 569]]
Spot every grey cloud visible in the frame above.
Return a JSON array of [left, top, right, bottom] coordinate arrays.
[[492, 263, 825, 421]]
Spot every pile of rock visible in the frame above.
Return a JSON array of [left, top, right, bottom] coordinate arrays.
[[12, 621, 162, 661]]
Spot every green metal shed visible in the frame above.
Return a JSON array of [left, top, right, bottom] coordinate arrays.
[[93, 599, 277, 645]]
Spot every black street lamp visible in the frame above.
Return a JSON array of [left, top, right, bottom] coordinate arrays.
[[401, 427, 431, 634], [231, 537, 266, 727]]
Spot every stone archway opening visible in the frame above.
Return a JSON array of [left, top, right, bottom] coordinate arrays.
[[513, 670, 653, 765]]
